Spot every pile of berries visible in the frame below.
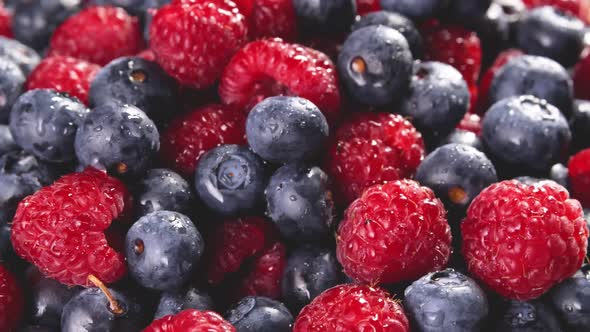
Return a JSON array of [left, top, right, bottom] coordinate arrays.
[[1, 0, 590, 331]]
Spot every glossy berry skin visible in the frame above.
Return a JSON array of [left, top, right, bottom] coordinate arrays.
[[265, 164, 333, 242], [440, 129, 483, 151], [125, 211, 204, 291], [11, 168, 130, 286], [482, 96, 571, 174], [0, 57, 25, 124], [400, 61, 470, 143], [462, 180, 588, 300], [225, 296, 293, 332], [90, 56, 179, 124], [292, 0, 356, 35], [154, 287, 214, 319], [352, 10, 423, 58], [75, 103, 159, 177], [337, 180, 451, 284], [547, 264, 590, 331], [0, 125, 17, 155], [0, 265, 23, 332], [516, 6, 585, 67], [338, 25, 412, 106], [49, 6, 143, 66], [0, 37, 40, 76], [10, 89, 90, 163], [293, 284, 410, 331], [489, 55, 573, 116], [281, 245, 340, 313], [61, 287, 144, 332], [448, 0, 491, 19], [476, 48, 523, 113], [379, 0, 446, 20], [569, 148, 590, 207], [134, 168, 195, 218], [246, 96, 329, 164], [494, 299, 563, 332], [150, 1, 247, 89], [523, 0, 590, 23], [404, 269, 489, 332], [195, 144, 267, 216], [570, 100, 590, 152], [144, 309, 235, 332]]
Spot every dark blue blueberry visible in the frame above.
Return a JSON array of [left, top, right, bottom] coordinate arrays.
[[225, 296, 293, 332], [265, 164, 333, 242], [87, 0, 170, 15], [0, 37, 40, 76], [489, 55, 573, 117], [494, 299, 563, 332], [12, 0, 82, 51], [125, 211, 204, 291], [404, 269, 488, 332], [448, 0, 492, 20], [0, 57, 25, 124], [482, 95, 571, 174], [134, 168, 195, 218], [74, 103, 160, 177], [440, 129, 483, 151], [550, 163, 569, 189], [154, 287, 214, 319], [399, 61, 470, 143], [338, 25, 413, 106], [195, 144, 267, 217], [352, 10, 423, 58], [547, 265, 590, 332], [246, 96, 329, 164], [10, 89, 90, 163], [89, 57, 179, 124], [0, 125, 19, 155], [516, 6, 585, 67], [379, 0, 447, 20], [292, 0, 356, 35], [570, 100, 590, 152], [281, 245, 340, 313]]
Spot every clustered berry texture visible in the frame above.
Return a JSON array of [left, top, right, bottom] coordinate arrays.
[[143, 309, 235, 332], [0, 265, 23, 331], [11, 168, 131, 286], [461, 180, 588, 300], [248, 0, 298, 40]]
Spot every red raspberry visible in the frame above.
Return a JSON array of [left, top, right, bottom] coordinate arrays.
[[356, 0, 381, 15], [0, 265, 23, 332], [218, 38, 341, 123], [574, 50, 590, 100], [137, 49, 156, 62], [26, 56, 100, 105], [11, 168, 131, 287], [422, 23, 482, 87], [144, 309, 235, 332], [477, 49, 524, 113], [236, 242, 286, 300], [457, 113, 483, 135], [0, 6, 12, 38], [523, 0, 590, 23], [293, 284, 410, 332], [249, 0, 298, 40], [337, 180, 451, 284], [569, 148, 590, 207], [48, 6, 143, 66], [325, 113, 425, 204], [462, 180, 588, 300], [150, 1, 248, 89], [159, 104, 246, 177]]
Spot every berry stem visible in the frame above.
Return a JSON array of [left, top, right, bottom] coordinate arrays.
[[87, 274, 124, 315]]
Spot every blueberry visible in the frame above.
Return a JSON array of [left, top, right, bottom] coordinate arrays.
[[74, 103, 160, 177], [482, 95, 571, 175], [569, 100, 590, 152], [134, 168, 195, 218], [440, 129, 483, 151], [399, 61, 470, 143], [292, 0, 356, 35], [154, 287, 214, 319], [246, 96, 329, 164], [516, 6, 585, 67], [19, 326, 54, 332], [265, 164, 333, 242], [494, 299, 563, 331], [0, 57, 25, 124], [489, 55, 573, 117], [547, 265, 590, 332], [10, 89, 90, 163], [225, 296, 294, 332], [379, 0, 447, 20], [404, 269, 489, 332], [352, 11, 423, 58], [0, 125, 19, 155], [195, 144, 267, 216], [125, 211, 204, 291], [550, 163, 569, 189], [12, 0, 82, 51], [477, 0, 525, 66], [90, 57, 179, 124], [338, 25, 413, 106], [448, 0, 492, 20], [0, 37, 40, 76], [281, 245, 340, 313]]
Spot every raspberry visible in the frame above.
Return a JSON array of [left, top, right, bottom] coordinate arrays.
[[137, 49, 156, 62], [159, 104, 246, 177], [461, 180, 588, 300], [236, 242, 286, 300], [574, 50, 590, 101], [11, 168, 131, 286], [293, 284, 410, 332], [0, 265, 23, 331], [218, 38, 341, 123], [523, 0, 590, 23], [249, 0, 298, 40], [25, 56, 100, 105], [477, 49, 524, 113], [569, 148, 590, 207], [422, 22, 482, 87], [325, 113, 425, 204], [143, 309, 235, 332], [337, 180, 451, 284], [0, 6, 12, 38], [150, 1, 248, 89], [457, 113, 483, 136], [356, 0, 381, 15]]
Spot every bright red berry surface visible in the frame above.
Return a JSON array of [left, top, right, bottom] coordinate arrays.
[[293, 284, 410, 332], [11, 168, 131, 286], [477, 49, 524, 113], [143, 309, 235, 332], [523, 0, 590, 23], [0, 6, 12, 38], [574, 50, 590, 100], [248, 0, 298, 40], [569, 148, 590, 207], [236, 242, 287, 300], [457, 113, 483, 135], [461, 180, 588, 300], [356, 0, 381, 15], [0, 265, 23, 332]]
